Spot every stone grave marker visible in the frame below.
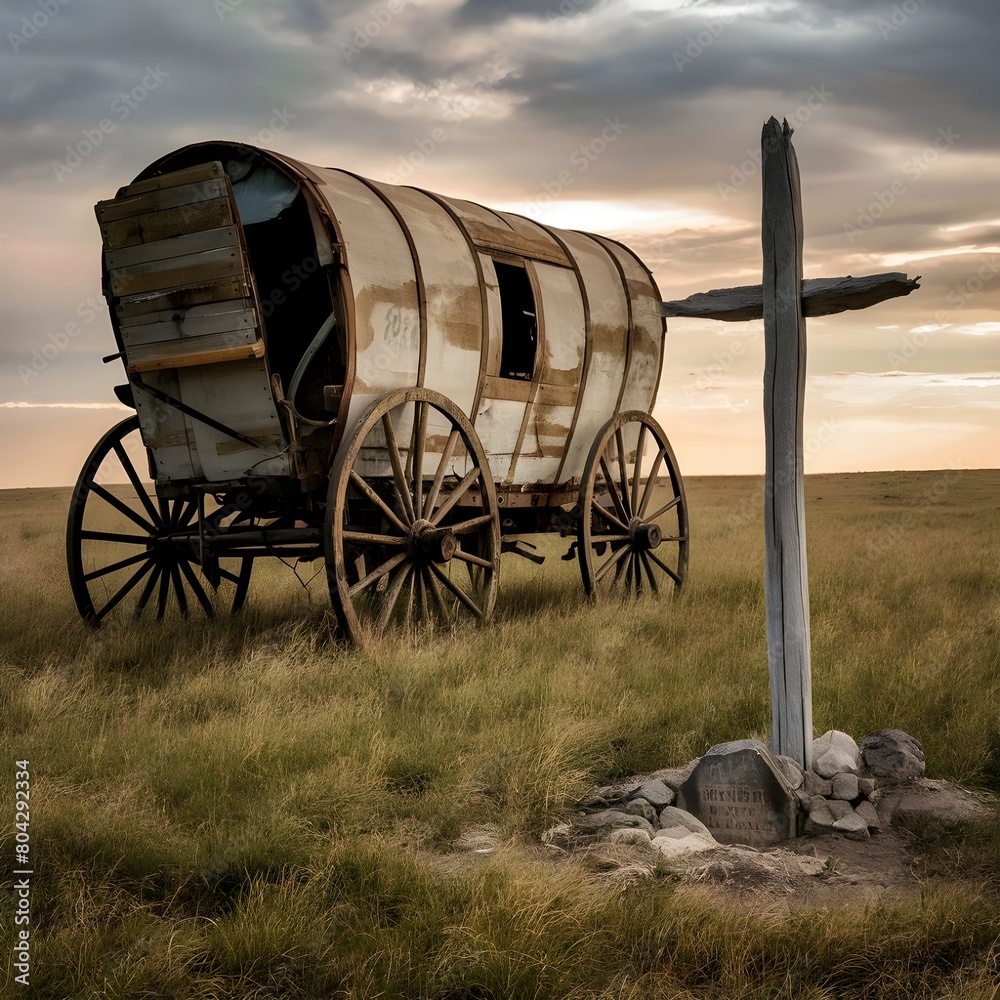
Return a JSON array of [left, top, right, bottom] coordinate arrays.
[[677, 739, 798, 846]]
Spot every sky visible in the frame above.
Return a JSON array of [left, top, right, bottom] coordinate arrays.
[[1, 0, 997, 489]]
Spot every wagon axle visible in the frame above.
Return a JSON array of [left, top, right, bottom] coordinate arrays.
[[408, 519, 458, 565]]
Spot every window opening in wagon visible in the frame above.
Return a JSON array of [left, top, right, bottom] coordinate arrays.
[[494, 260, 537, 380]]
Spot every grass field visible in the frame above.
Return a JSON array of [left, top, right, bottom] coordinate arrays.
[[2, 470, 999, 998]]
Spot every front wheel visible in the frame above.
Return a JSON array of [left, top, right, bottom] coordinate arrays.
[[577, 411, 688, 598], [325, 388, 501, 644]]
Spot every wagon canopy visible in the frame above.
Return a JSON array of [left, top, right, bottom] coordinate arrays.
[[99, 141, 665, 493]]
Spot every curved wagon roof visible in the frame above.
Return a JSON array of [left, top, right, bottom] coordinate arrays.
[[109, 141, 666, 493]]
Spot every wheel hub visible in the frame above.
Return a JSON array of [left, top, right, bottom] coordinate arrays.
[[408, 518, 458, 563], [629, 517, 662, 551]]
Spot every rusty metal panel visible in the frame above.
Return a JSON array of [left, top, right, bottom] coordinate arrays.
[[550, 230, 631, 483], [313, 170, 420, 453], [366, 182, 482, 418], [592, 235, 664, 417]]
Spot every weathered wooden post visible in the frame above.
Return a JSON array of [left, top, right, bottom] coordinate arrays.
[[661, 121, 921, 772], [761, 116, 811, 768]]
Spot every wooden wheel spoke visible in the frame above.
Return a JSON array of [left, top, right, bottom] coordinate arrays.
[[348, 551, 409, 598], [590, 498, 628, 532], [377, 564, 412, 630], [93, 559, 155, 624], [594, 542, 633, 584], [172, 500, 199, 531], [411, 400, 428, 520], [614, 429, 632, 519], [424, 428, 461, 516], [640, 551, 659, 593], [156, 567, 170, 619], [447, 513, 494, 535], [80, 529, 156, 545], [417, 567, 429, 621], [453, 548, 492, 569], [89, 482, 157, 533], [382, 413, 415, 524], [429, 563, 483, 619], [342, 530, 407, 547], [646, 495, 681, 522], [430, 467, 483, 525], [349, 470, 410, 535], [84, 550, 151, 582], [647, 550, 682, 585], [631, 423, 647, 516], [638, 447, 667, 517], [424, 567, 452, 624], [599, 456, 629, 525], [112, 440, 161, 526], [133, 565, 161, 619], [169, 563, 189, 616], [216, 566, 241, 586], [178, 559, 214, 616]]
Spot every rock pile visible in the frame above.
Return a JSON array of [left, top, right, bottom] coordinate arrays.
[[543, 728, 971, 858]]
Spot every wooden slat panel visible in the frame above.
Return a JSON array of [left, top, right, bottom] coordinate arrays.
[[115, 161, 225, 198], [126, 337, 264, 374], [122, 306, 256, 347], [101, 197, 233, 250], [464, 218, 571, 267], [110, 247, 242, 297], [96, 178, 229, 224], [105, 226, 238, 270], [116, 278, 249, 320]]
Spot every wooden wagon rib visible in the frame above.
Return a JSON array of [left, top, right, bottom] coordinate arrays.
[[67, 141, 689, 641]]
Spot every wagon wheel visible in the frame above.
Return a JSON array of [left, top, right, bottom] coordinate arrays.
[[66, 415, 253, 626], [325, 388, 500, 643], [577, 411, 688, 598]]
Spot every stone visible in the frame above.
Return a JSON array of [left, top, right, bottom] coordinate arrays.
[[854, 800, 881, 832], [677, 740, 798, 846], [857, 777, 876, 798], [859, 729, 925, 784], [593, 782, 641, 803], [573, 810, 655, 837], [802, 771, 833, 797], [832, 810, 870, 840], [775, 754, 806, 791], [806, 796, 853, 833], [876, 778, 993, 828], [812, 730, 860, 779], [634, 779, 675, 808], [651, 830, 718, 859], [830, 772, 860, 801], [608, 827, 653, 847], [657, 806, 714, 838], [624, 798, 658, 825], [650, 760, 698, 792]]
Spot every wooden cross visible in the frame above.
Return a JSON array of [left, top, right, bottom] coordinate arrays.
[[662, 117, 920, 769]]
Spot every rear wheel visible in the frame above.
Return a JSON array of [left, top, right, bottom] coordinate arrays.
[[577, 411, 688, 598], [66, 416, 252, 625]]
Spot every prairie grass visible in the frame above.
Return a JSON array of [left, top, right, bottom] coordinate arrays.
[[1, 471, 999, 998]]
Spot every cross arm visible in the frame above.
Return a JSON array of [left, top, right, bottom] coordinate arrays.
[[661, 271, 921, 322]]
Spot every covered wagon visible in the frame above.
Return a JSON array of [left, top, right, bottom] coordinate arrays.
[[67, 141, 688, 641]]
